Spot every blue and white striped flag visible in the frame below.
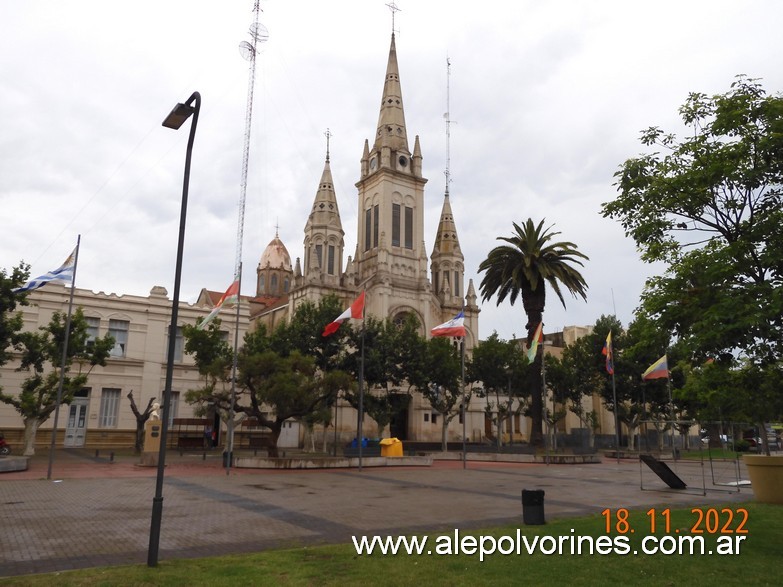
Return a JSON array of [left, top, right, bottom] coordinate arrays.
[[13, 247, 77, 293]]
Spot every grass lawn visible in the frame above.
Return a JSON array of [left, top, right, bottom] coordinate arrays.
[[4, 502, 780, 586]]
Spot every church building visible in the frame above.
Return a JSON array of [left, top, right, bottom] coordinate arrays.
[[245, 32, 481, 443]]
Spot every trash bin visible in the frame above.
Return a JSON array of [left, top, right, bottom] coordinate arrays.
[[380, 437, 403, 457], [350, 438, 369, 449], [521, 489, 545, 525]]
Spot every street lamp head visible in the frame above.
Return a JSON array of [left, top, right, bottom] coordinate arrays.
[[162, 102, 195, 130]]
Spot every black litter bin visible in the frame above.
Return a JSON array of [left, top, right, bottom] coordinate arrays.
[[521, 489, 545, 525]]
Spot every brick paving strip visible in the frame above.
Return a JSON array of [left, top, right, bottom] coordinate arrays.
[[0, 452, 752, 578]]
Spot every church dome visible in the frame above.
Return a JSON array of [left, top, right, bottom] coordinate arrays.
[[259, 234, 292, 271]]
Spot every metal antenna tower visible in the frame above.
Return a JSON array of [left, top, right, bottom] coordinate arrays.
[[386, 1, 401, 34], [444, 56, 454, 195], [235, 1, 268, 277]]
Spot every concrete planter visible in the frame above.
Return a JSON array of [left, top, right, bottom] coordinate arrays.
[[744, 454, 783, 504]]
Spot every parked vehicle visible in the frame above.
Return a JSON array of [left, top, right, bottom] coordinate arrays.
[[0, 432, 10, 456]]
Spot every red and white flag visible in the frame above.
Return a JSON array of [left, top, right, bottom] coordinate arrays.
[[431, 311, 466, 338], [322, 291, 365, 336]]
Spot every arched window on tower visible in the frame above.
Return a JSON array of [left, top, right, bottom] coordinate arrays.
[[271, 274, 278, 294]]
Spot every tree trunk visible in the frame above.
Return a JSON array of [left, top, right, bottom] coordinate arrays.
[[441, 413, 449, 452], [135, 422, 145, 454], [22, 418, 41, 456], [266, 424, 282, 458], [528, 353, 544, 447]]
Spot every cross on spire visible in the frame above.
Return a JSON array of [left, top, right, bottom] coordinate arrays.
[[324, 127, 332, 162]]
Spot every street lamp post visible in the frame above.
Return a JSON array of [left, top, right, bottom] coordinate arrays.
[[147, 91, 201, 568]]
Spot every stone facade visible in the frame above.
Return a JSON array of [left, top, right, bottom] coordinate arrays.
[[0, 283, 249, 451]]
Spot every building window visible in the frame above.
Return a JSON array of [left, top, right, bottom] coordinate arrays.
[[431, 413, 438, 425], [434, 271, 439, 294], [424, 413, 429, 422], [99, 388, 121, 428], [404, 206, 413, 249], [258, 274, 265, 293], [365, 208, 372, 251], [392, 203, 401, 247], [271, 274, 278, 294], [454, 270, 460, 298], [373, 205, 380, 248], [327, 245, 335, 275], [168, 391, 180, 427], [173, 327, 184, 362], [315, 244, 323, 268], [108, 319, 129, 358], [85, 317, 99, 347], [284, 277, 290, 293]]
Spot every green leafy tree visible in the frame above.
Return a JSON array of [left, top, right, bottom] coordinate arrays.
[[418, 337, 466, 451], [603, 75, 783, 448], [271, 295, 346, 370], [1, 264, 30, 372], [468, 332, 527, 448], [0, 308, 114, 455], [184, 303, 354, 457], [545, 342, 602, 449], [342, 314, 426, 438], [478, 219, 588, 446]]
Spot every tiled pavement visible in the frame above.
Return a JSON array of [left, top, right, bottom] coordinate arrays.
[[0, 450, 753, 578]]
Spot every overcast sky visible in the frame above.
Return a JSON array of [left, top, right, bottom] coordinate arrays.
[[2, 1, 782, 341]]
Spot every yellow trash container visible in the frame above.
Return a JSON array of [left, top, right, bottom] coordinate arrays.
[[380, 437, 403, 457]]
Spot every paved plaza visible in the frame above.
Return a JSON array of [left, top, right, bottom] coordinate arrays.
[[1, 449, 753, 578]]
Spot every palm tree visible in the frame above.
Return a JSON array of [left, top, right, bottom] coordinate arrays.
[[478, 218, 589, 446]]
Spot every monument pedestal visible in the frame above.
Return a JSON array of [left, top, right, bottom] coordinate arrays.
[[139, 419, 162, 467]]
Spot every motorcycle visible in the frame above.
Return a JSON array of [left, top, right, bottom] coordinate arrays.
[[0, 432, 11, 456]]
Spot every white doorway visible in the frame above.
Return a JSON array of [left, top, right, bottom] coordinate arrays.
[[64, 398, 89, 447], [278, 420, 300, 448]]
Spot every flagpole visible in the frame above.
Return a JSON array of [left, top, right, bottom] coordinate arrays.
[[357, 312, 366, 471], [226, 264, 242, 475], [611, 369, 620, 465], [47, 235, 80, 480], [667, 369, 676, 460], [460, 336, 466, 470]]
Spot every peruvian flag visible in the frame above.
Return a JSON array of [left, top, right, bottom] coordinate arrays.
[[322, 291, 365, 336]]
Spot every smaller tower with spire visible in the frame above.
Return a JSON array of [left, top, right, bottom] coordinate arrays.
[[303, 130, 345, 287]]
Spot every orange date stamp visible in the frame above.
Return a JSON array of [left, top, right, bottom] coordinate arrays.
[[601, 507, 749, 535]]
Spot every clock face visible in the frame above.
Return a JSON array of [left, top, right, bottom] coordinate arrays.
[[398, 155, 408, 167], [370, 157, 378, 170]]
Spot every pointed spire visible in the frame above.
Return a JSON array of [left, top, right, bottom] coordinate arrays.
[[432, 194, 461, 255], [466, 278, 478, 308], [305, 143, 343, 234], [374, 33, 408, 154]]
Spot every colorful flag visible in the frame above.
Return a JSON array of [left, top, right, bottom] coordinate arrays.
[[642, 355, 669, 380], [322, 291, 365, 336], [13, 247, 77, 293], [526, 322, 543, 362], [602, 331, 614, 375], [198, 280, 240, 329], [431, 311, 466, 338]]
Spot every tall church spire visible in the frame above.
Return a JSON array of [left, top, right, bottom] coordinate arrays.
[[373, 33, 409, 155]]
